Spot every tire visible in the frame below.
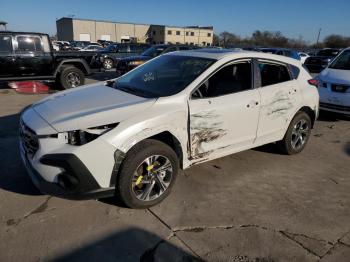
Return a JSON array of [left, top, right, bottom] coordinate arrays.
[[59, 66, 85, 89], [103, 58, 114, 70], [117, 139, 179, 209], [277, 111, 312, 155]]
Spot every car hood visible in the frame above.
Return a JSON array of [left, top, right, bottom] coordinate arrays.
[[32, 83, 156, 132], [319, 68, 350, 85]]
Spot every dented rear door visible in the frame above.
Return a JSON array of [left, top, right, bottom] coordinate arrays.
[[255, 60, 302, 143]]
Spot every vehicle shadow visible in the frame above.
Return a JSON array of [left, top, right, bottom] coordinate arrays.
[[88, 70, 117, 82], [317, 110, 350, 122], [53, 227, 200, 262], [0, 113, 42, 196], [252, 143, 280, 155]]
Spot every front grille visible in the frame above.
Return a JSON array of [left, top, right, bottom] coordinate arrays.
[[331, 84, 349, 93], [19, 120, 39, 158], [320, 102, 350, 112]]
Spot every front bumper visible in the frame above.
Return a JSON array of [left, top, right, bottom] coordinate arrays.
[[19, 107, 116, 199], [20, 143, 114, 199], [319, 86, 350, 115]]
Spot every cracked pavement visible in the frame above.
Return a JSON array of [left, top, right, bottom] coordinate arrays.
[[0, 76, 350, 261]]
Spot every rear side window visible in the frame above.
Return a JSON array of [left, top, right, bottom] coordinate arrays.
[[258, 62, 291, 87], [16, 36, 43, 52], [0, 35, 12, 52]]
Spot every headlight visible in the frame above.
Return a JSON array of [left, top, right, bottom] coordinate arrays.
[[129, 60, 145, 66], [66, 123, 118, 146]]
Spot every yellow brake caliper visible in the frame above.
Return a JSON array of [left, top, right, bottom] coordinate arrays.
[[136, 164, 155, 189]]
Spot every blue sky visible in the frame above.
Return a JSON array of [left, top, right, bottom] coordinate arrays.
[[1, 0, 350, 43]]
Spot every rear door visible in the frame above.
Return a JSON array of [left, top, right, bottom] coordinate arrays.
[[255, 60, 302, 143], [14, 35, 53, 77], [188, 60, 261, 158], [0, 34, 15, 77]]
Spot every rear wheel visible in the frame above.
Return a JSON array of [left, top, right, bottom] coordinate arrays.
[[117, 139, 179, 209], [59, 66, 85, 89], [277, 112, 312, 155]]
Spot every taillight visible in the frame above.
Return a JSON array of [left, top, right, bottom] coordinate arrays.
[[308, 79, 318, 87]]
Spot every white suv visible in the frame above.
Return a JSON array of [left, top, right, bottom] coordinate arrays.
[[20, 49, 319, 208], [317, 48, 350, 115]]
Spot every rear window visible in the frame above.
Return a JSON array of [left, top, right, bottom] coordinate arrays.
[[0, 35, 12, 52], [16, 36, 43, 52]]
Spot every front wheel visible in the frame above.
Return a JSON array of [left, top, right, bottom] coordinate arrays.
[[103, 58, 114, 70], [117, 139, 179, 209], [277, 112, 312, 155]]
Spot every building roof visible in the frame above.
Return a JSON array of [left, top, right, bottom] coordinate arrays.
[[56, 17, 213, 30]]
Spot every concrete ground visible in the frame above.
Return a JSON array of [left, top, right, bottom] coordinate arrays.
[[0, 73, 349, 262]]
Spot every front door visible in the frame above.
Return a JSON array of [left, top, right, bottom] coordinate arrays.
[[0, 34, 15, 78], [188, 60, 261, 159]]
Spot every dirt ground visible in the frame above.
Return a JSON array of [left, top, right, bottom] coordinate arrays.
[[0, 74, 349, 262]]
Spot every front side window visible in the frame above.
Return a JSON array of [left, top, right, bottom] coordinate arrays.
[[0, 35, 12, 52], [258, 62, 291, 87], [114, 55, 215, 98], [16, 36, 43, 52], [329, 50, 350, 70], [193, 62, 252, 98]]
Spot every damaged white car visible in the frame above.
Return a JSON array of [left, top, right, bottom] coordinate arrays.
[[20, 49, 319, 208]]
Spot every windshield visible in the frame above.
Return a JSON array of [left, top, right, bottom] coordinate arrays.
[[142, 46, 168, 57], [317, 49, 339, 57], [114, 55, 215, 98], [329, 50, 350, 70]]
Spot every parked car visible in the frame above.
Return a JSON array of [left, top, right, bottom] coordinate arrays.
[[71, 41, 91, 51], [52, 43, 60, 51], [0, 32, 101, 89], [81, 44, 103, 52], [260, 48, 301, 61], [96, 43, 151, 69], [97, 40, 113, 48], [19, 49, 319, 208], [304, 48, 341, 73], [299, 52, 310, 64], [316, 48, 350, 115], [116, 44, 198, 75]]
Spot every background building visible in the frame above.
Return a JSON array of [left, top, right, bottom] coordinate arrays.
[[56, 17, 213, 46]]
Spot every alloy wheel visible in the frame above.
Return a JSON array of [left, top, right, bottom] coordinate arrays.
[[66, 72, 81, 87], [291, 119, 309, 150], [104, 59, 113, 69], [131, 155, 173, 201]]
